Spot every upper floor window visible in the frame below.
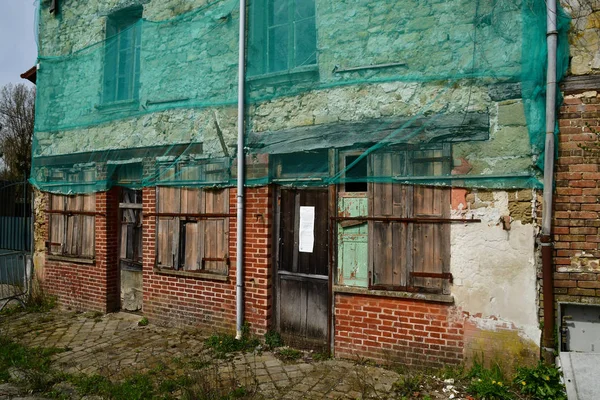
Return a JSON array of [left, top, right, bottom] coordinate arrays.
[[248, 0, 317, 75], [103, 6, 142, 103]]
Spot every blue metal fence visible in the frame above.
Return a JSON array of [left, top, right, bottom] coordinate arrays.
[[0, 180, 32, 309]]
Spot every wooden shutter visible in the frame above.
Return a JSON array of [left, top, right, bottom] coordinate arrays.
[[80, 195, 96, 258], [180, 188, 202, 271], [411, 186, 450, 293], [410, 146, 451, 294], [201, 189, 229, 274], [48, 194, 95, 258], [369, 146, 451, 294], [370, 152, 410, 288], [49, 195, 65, 255], [156, 187, 180, 268]]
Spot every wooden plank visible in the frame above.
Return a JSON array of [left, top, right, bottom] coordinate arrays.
[[280, 189, 296, 273], [560, 75, 600, 94], [247, 112, 490, 154], [184, 222, 199, 270]]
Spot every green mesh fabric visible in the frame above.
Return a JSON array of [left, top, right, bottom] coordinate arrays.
[[31, 0, 570, 194]]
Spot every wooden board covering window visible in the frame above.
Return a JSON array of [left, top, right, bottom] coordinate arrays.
[[156, 187, 229, 275], [369, 145, 451, 294], [120, 189, 142, 267], [48, 194, 96, 258]]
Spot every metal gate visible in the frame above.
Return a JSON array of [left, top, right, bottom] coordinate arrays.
[[0, 180, 32, 310]]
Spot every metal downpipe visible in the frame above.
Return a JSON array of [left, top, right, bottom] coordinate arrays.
[[235, 0, 247, 340], [541, 0, 558, 361]]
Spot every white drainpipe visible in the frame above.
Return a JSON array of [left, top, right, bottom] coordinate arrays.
[[235, 0, 247, 340]]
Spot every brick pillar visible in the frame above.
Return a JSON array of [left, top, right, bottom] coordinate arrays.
[[95, 188, 120, 312], [234, 186, 273, 335], [545, 91, 600, 336]]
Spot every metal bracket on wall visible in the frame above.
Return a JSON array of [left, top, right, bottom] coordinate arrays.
[[332, 62, 407, 74], [50, 0, 58, 14]]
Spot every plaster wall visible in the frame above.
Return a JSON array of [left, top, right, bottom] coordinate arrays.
[[451, 189, 541, 365]]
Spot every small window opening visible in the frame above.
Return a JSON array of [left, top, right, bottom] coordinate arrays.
[[344, 155, 368, 192]]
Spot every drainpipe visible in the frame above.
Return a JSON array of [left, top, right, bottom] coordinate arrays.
[[541, 0, 558, 362], [235, 0, 247, 340]]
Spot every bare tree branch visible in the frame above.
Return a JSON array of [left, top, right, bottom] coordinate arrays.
[[0, 83, 35, 180]]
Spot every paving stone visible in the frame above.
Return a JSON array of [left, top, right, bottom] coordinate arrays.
[[0, 310, 409, 400]]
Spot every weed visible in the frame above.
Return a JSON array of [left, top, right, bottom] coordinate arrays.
[[26, 280, 57, 313], [514, 361, 567, 400], [393, 373, 425, 397], [439, 363, 467, 381], [138, 316, 149, 326], [311, 351, 330, 362], [84, 311, 103, 320], [466, 357, 512, 400], [275, 347, 302, 362], [205, 324, 260, 359], [0, 336, 65, 382], [467, 377, 512, 400], [264, 330, 283, 349]]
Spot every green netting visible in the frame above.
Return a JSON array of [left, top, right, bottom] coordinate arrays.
[[31, 0, 570, 194]]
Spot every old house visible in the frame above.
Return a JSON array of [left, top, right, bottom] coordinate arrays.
[[29, 0, 595, 370]]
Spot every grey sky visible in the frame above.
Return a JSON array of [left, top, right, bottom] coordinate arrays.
[[0, 1, 37, 88]]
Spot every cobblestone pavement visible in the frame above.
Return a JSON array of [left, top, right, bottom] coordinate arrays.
[[0, 310, 411, 399]]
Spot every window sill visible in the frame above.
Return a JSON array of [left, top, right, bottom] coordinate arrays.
[[154, 267, 228, 282], [332, 285, 454, 304], [95, 99, 139, 114], [47, 255, 95, 265], [247, 65, 319, 88]]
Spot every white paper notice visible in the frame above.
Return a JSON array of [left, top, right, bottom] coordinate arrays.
[[298, 206, 315, 253]]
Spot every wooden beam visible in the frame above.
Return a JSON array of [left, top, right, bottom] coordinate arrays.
[[560, 75, 600, 94], [247, 112, 489, 155]]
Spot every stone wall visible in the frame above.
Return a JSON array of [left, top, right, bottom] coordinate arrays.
[[34, 0, 536, 187], [561, 0, 600, 75]]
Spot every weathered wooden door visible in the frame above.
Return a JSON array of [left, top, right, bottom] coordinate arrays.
[[277, 188, 329, 349], [119, 189, 143, 311]]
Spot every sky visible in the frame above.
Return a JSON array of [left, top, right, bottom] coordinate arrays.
[[0, 1, 37, 88]]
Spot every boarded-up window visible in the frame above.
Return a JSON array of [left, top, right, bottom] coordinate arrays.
[[120, 189, 143, 268], [48, 194, 96, 259], [156, 187, 230, 275], [369, 144, 451, 294]]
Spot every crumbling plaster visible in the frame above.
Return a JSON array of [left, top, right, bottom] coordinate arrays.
[[451, 190, 541, 346]]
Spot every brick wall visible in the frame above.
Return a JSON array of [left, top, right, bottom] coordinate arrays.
[[44, 190, 120, 313], [334, 294, 464, 368], [142, 186, 273, 335], [550, 91, 600, 311]]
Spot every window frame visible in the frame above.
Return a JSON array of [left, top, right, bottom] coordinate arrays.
[[119, 188, 143, 270], [155, 187, 231, 277], [102, 6, 143, 104], [47, 193, 96, 261], [334, 144, 453, 295], [368, 144, 452, 294], [248, 0, 318, 76]]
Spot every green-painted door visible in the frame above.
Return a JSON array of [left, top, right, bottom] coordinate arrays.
[[337, 195, 368, 287]]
